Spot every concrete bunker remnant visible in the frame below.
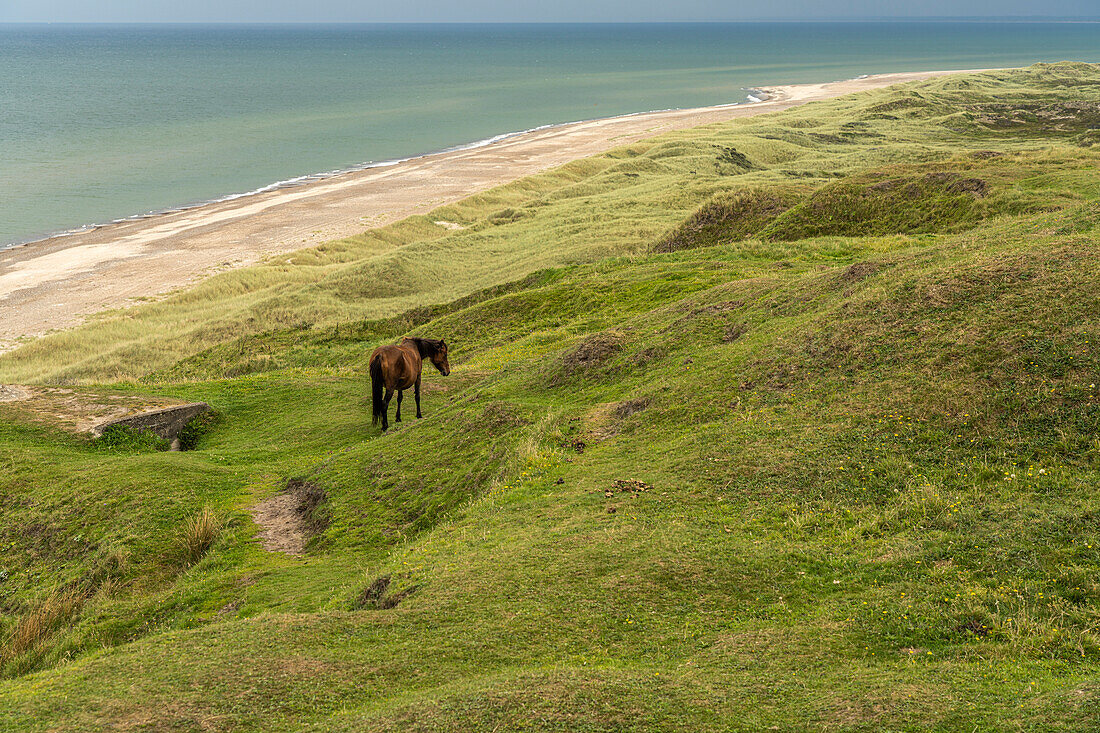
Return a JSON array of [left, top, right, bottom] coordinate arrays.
[[92, 402, 211, 451]]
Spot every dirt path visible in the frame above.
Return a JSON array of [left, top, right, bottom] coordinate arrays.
[[0, 68, 1000, 352], [251, 494, 309, 557]]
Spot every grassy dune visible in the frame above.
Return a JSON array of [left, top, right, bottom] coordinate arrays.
[[1, 63, 1100, 729]]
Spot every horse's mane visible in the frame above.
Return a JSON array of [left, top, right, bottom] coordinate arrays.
[[403, 336, 445, 356]]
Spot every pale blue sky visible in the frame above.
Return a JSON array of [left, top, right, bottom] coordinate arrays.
[[1, 0, 1097, 23]]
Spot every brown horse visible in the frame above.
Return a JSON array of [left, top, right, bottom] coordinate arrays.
[[369, 337, 451, 431]]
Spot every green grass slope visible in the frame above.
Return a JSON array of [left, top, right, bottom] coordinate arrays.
[[1, 63, 1100, 730]]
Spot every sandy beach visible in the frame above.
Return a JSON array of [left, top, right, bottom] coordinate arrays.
[[0, 68, 997, 351]]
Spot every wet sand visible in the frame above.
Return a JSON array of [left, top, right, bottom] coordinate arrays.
[[0, 68, 998, 351]]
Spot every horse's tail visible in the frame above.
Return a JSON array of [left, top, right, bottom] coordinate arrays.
[[370, 354, 384, 426]]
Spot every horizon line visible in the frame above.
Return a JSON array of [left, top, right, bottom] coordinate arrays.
[[3, 17, 1100, 25]]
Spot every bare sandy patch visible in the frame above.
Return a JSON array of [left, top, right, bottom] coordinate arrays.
[[433, 220, 466, 230], [0, 241, 144, 299], [251, 494, 309, 557]]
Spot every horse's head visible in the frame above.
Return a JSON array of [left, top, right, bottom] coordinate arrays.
[[430, 339, 451, 376]]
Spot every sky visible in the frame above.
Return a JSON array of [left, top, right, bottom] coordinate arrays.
[[1, 0, 1097, 23]]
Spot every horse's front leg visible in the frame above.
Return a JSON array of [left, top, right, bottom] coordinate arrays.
[[415, 376, 422, 418], [382, 387, 394, 431], [395, 389, 403, 422]]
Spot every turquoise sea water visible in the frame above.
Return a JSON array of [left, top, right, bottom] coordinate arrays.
[[2, 22, 1099, 247]]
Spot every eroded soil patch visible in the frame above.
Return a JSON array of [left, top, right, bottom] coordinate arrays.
[[352, 574, 419, 610], [251, 479, 328, 557], [252, 495, 309, 556]]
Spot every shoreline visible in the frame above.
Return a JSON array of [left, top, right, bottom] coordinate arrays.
[[0, 67, 1002, 352], [0, 89, 772, 254]]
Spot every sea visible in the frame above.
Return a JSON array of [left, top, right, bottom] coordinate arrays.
[[2, 22, 1099, 248]]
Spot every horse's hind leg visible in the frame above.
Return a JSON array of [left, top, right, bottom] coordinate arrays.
[[395, 390, 403, 422], [382, 387, 395, 431]]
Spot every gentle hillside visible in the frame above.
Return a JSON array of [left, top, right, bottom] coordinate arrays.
[[1, 63, 1100, 730]]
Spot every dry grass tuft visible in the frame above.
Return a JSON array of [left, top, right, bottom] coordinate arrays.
[[177, 507, 221, 565], [2, 588, 84, 661]]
